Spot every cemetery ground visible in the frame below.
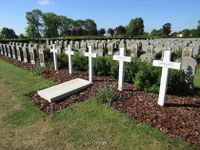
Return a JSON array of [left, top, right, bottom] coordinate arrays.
[[0, 56, 199, 150]]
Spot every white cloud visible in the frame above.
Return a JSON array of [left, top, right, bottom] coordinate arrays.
[[38, 0, 54, 6]]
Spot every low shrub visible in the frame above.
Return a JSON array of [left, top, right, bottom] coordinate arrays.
[[172, 49, 182, 61], [125, 58, 141, 82], [72, 52, 88, 71], [168, 69, 191, 94], [57, 53, 68, 69], [133, 63, 161, 93], [97, 84, 118, 107], [94, 56, 112, 76], [110, 60, 119, 79]]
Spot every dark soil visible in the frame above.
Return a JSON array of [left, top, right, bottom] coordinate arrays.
[[0, 55, 199, 149]]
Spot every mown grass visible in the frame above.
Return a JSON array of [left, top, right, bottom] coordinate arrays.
[[0, 59, 194, 150]]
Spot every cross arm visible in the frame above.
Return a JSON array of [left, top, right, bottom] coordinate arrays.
[[113, 55, 132, 62], [153, 60, 181, 70]]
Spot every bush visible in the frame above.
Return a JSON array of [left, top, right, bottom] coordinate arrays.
[[110, 60, 119, 79], [133, 63, 161, 93], [57, 53, 68, 68], [72, 52, 88, 71], [155, 51, 162, 59], [125, 58, 141, 82], [97, 84, 117, 107], [94, 56, 112, 76], [168, 68, 192, 95], [172, 49, 182, 61]]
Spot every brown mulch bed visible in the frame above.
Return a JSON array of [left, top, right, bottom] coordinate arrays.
[[0, 55, 200, 149]]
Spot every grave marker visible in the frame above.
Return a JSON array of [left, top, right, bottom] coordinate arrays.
[[113, 48, 131, 91], [65, 45, 74, 74], [182, 47, 192, 58], [23, 43, 28, 62], [85, 46, 97, 82], [11, 43, 16, 59], [39, 45, 46, 67], [153, 51, 181, 106], [50, 44, 58, 70], [6, 44, 11, 57], [16, 43, 21, 61]]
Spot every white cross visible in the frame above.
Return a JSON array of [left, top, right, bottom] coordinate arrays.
[[113, 48, 131, 91], [85, 46, 97, 82], [153, 51, 181, 106], [50, 44, 58, 70], [65, 45, 74, 74]]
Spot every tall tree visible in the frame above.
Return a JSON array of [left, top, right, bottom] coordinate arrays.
[[107, 28, 114, 36], [0, 27, 17, 39], [98, 28, 106, 36], [150, 29, 162, 37], [84, 19, 97, 35], [43, 12, 60, 37], [57, 16, 73, 36], [180, 29, 191, 37], [196, 20, 200, 37], [26, 9, 43, 39], [114, 25, 126, 36], [162, 23, 172, 37], [126, 17, 144, 37]]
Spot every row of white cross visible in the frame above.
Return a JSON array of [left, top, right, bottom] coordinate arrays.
[[50, 44, 181, 107]]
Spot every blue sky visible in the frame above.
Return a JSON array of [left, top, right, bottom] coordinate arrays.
[[0, 0, 199, 34]]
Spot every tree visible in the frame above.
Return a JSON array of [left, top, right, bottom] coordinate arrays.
[[57, 16, 73, 36], [98, 28, 106, 36], [43, 12, 60, 37], [18, 33, 28, 39], [26, 9, 43, 39], [196, 20, 200, 37], [107, 28, 114, 36], [150, 29, 162, 37], [162, 23, 172, 37], [190, 29, 199, 37], [0, 27, 17, 39], [84, 19, 97, 35], [126, 17, 144, 37], [180, 29, 191, 37], [114, 25, 126, 36]]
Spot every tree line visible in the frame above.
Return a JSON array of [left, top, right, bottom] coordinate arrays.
[[0, 9, 200, 39]]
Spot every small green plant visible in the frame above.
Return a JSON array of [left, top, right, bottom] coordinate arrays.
[[125, 58, 141, 82], [172, 49, 182, 61], [32, 66, 45, 77], [72, 52, 88, 71], [97, 84, 117, 107], [94, 56, 112, 76], [133, 63, 161, 93], [57, 53, 68, 68]]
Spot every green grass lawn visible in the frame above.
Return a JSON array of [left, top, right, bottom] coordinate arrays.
[[0, 59, 194, 150]]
